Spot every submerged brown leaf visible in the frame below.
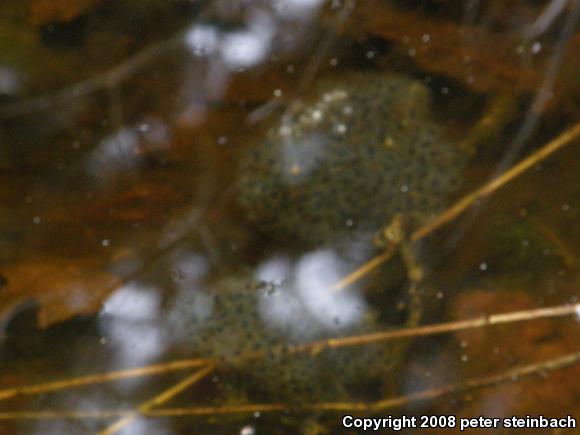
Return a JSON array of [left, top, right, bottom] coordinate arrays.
[[345, 0, 579, 98], [0, 258, 121, 328], [28, 0, 101, 26]]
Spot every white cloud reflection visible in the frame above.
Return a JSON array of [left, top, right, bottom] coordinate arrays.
[[224, 11, 274, 68], [179, 0, 324, 125], [183, 0, 324, 68], [274, 0, 325, 18], [0, 66, 20, 95], [100, 283, 167, 368], [165, 251, 213, 344], [184, 12, 274, 69], [257, 250, 367, 341], [102, 282, 160, 320], [220, 30, 271, 68], [184, 25, 220, 56], [86, 119, 170, 184]]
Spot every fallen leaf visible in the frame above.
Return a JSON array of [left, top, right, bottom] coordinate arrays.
[[0, 258, 121, 329], [29, 0, 101, 26]]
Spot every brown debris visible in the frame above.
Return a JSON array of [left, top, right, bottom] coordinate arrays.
[[345, 1, 553, 94], [446, 289, 580, 424], [0, 258, 121, 329], [29, 0, 101, 26], [78, 184, 187, 224]]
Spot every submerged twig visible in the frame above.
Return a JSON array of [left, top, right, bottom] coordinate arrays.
[[330, 245, 396, 292], [289, 302, 580, 355], [311, 350, 580, 412], [0, 410, 129, 420], [411, 121, 580, 242], [1, 302, 576, 406], [322, 122, 580, 292], [97, 364, 215, 435], [0, 358, 210, 402], [0, 35, 184, 119], [1, 351, 578, 420], [535, 222, 578, 267]]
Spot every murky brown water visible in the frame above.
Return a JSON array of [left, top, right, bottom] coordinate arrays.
[[0, 1, 579, 434]]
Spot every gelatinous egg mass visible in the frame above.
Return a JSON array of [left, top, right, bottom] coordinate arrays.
[[172, 273, 398, 403], [238, 72, 466, 246]]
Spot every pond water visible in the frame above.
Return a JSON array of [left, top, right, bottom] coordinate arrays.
[[0, 1, 579, 434]]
